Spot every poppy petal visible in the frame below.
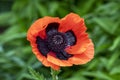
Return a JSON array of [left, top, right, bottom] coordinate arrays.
[[27, 16, 60, 41], [47, 52, 73, 66], [56, 50, 73, 60], [36, 36, 50, 56], [46, 22, 59, 36], [65, 33, 91, 54], [32, 45, 60, 70], [68, 41, 94, 65], [59, 13, 86, 33], [27, 16, 60, 70], [58, 13, 89, 54], [65, 30, 76, 46]]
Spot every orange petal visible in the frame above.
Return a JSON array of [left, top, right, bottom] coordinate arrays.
[[27, 17, 61, 70], [32, 45, 60, 70], [68, 41, 94, 65], [65, 33, 91, 54], [27, 17, 60, 70], [47, 52, 73, 66], [58, 13, 89, 54], [58, 13, 86, 33], [27, 16, 60, 42]]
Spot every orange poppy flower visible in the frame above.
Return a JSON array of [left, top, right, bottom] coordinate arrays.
[[27, 13, 94, 70]]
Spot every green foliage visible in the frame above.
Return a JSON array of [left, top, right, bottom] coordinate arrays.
[[0, 0, 120, 80], [29, 67, 46, 80], [51, 68, 61, 80]]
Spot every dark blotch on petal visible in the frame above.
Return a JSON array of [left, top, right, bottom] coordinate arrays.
[[65, 30, 76, 46], [56, 50, 73, 60], [46, 22, 59, 36], [56, 52, 68, 60], [61, 50, 73, 58], [36, 36, 50, 56]]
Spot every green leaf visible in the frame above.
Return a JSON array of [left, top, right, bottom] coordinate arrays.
[[80, 0, 96, 15], [0, 32, 26, 44], [12, 0, 28, 12], [109, 36, 120, 51], [110, 66, 120, 75], [93, 17, 119, 34], [73, 0, 96, 15], [51, 68, 60, 80], [0, 12, 12, 25], [48, 2, 59, 16], [95, 2, 119, 16], [107, 52, 119, 70], [28, 67, 46, 80], [51, 68, 61, 76], [82, 71, 113, 80], [0, 25, 26, 44], [35, 2, 48, 17], [87, 59, 99, 70]]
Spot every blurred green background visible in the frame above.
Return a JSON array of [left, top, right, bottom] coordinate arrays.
[[0, 0, 120, 80]]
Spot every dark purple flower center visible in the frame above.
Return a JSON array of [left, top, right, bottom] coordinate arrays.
[[46, 32, 67, 53], [36, 22, 76, 60], [53, 34, 63, 44]]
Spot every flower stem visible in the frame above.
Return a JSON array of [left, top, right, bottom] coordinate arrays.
[[51, 68, 59, 80]]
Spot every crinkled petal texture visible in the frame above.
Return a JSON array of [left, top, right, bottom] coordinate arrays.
[[27, 17, 60, 70], [27, 13, 94, 70], [59, 13, 90, 54], [68, 40, 94, 65]]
